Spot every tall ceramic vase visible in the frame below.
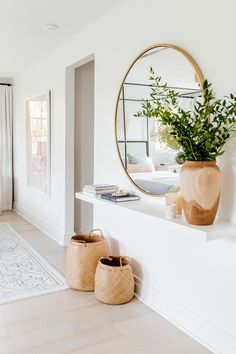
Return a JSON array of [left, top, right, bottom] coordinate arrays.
[[180, 161, 221, 225]]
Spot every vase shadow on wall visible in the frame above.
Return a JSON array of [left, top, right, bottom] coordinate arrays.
[[218, 139, 236, 221]]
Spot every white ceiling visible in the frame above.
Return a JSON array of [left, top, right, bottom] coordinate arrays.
[[0, 0, 125, 77]]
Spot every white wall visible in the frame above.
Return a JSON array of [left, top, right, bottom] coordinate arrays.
[[13, 0, 236, 352]]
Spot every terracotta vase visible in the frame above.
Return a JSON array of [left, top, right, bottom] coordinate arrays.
[[180, 161, 221, 225]]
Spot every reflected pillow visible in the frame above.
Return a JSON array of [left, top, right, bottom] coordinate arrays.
[[127, 164, 154, 173], [127, 155, 155, 173], [127, 153, 138, 164], [136, 155, 155, 167]]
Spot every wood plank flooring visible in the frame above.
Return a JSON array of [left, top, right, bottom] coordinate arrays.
[[0, 211, 212, 354]]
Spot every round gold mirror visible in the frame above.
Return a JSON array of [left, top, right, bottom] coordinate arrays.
[[115, 44, 204, 196]]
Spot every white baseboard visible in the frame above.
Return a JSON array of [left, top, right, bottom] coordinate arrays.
[[134, 276, 236, 354], [13, 202, 66, 246]]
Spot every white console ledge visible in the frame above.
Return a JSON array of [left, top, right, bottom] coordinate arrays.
[[75, 192, 236, 241]]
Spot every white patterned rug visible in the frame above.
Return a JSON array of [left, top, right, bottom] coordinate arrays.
[[0, 223, 68, 304]]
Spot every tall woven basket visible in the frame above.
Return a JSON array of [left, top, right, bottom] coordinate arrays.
[[95, 256, 134, 305], [65, 229, 109, 291]]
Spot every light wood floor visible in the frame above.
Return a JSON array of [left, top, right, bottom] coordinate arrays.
[[0, 211, 212, 354]]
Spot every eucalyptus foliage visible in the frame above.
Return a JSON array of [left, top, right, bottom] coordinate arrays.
[[134, 67, 236, 161]]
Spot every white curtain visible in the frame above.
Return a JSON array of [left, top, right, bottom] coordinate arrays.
[[0, 85, 13, 213]]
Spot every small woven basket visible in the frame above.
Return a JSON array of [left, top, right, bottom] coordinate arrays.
[[65, 229, 109, 291], [95, 256, 134, 305]]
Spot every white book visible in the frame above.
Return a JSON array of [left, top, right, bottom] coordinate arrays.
[[83, 187, 117, 196], [85, 184, 117, 191], [83, 190, 102, 198]]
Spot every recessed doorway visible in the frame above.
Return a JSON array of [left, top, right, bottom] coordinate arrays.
[[74, 60, 94, 231], [65, 55, 95, 243]]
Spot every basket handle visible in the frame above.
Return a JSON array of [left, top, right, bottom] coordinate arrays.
[[120, 256, 131, 266], [89, 229, 104, 238], [99, 256, 131, 266], [104, 256, 131, 266], [77, 240, 87, 247]]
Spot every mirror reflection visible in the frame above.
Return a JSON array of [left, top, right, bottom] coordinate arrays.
[[116, 45, 203, 196]]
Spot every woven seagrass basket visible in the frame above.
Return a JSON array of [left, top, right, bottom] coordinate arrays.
[[95, 256, 134, 305], [65, 229, 109, 291]]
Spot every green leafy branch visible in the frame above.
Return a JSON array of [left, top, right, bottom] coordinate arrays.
[[134, 67, 236, 161]]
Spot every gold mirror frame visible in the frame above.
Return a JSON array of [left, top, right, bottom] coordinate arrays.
[[115, 43, 204, 197]]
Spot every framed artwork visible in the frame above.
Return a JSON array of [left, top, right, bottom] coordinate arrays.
[[26, 91, 51, 194]]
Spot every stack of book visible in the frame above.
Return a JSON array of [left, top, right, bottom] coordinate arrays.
[[83, 184, 118, 197], [101, 192, 140, 203]]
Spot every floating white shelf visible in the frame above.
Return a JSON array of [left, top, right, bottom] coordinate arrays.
[[75, 192, 236, 241]]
